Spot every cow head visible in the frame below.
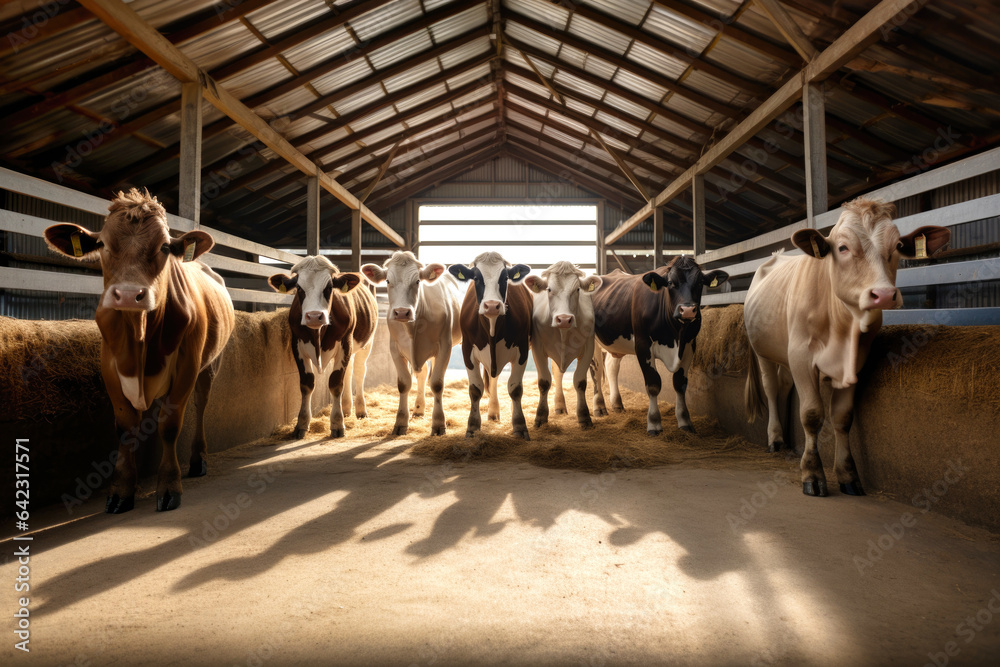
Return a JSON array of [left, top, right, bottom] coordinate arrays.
[[449, 252, 529, 329], [44, 188, 212, 312], [361, 251, 445, 323], [792, 198, 950, 329], [641, 255, 728, 323], [524, 261, 602, 329], [268, 255, 361, 329]]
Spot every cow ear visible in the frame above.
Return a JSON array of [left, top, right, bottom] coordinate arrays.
[[642, 272, 666, 292], [523, 275, 547, 293], [44, 224, 102, 261], [898, 225, 951, 259], [449, 264, 475, 281], [580, 275, 602, 293], [702, 270, 729, 288], [792, 229, 830, 258], [268, 273, 297, 294], [169, 230, 214, 261], [508, 264, 531, 283], [420, 263, 446, 282], [332, 273, 362, 294], [361, 263, 386, 284]]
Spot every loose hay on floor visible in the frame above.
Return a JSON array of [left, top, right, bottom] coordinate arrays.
[[264, 375, 785, 474]]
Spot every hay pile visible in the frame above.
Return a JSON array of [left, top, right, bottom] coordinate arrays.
[[0, 317, 105, 421], [693, 305, 751, 378], [264, 373, 784, 474]]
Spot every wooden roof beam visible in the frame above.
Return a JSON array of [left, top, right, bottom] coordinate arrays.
[[752, 0, 819, 62]]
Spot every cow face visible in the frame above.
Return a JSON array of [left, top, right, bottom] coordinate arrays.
[[449, 251, 530, 319], [641, 256, 728, 323], [268, 255, 361, 329], [524, 262, 602, 329], [361, 252, 445, 323], [792, 198, 950, 320], [44, 189, 212, 312]]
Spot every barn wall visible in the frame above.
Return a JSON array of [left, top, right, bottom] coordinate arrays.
[[2, 309, 394, 509], [614, 305, 1000, 531]]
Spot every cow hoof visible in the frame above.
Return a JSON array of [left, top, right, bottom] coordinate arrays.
[[487, 414, 500, 422], [293, 428, 308, 440], [579, 419, 594, 430], [594, 407, 608, 417], [647, 428, 662, 436], [513, 429, 530, 441], [391, 424, 408, 436], [155, 491, 181, 512], [767, 440, 784, 453], [330, 428, 346, 438], [412, 412, 424, 419], [534, 418, 548, 428], [802, 480, 828, 497], [356, 412, 368, 420], [679, 424, 696, 434], [465, 430, 477, 439], [612, 405, 625, 413], [187, 459, 207, 478], [431, 426, 446, 436], [105, 494, 135, 514], [554, 408, 566, 415], [840, 481, 866, 496]]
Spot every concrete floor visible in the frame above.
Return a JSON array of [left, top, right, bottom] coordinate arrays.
[[4, 433, 1000, 666]]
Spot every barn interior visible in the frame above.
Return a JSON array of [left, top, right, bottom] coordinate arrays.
[[2, 0, 1000, 664]]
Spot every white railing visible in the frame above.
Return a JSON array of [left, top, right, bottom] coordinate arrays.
[[697, 147, 1000, 326], [0, 168, 296, 307]]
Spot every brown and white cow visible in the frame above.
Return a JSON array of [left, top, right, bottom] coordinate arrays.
[[361, 251, 462, 436], [523, 261, 602, 429], [592, 256, 728, 434], [744, 197, 949, 496], [44, 189, 235, 513], [268, 256, 377, 439], [449, 252, 532, 439]]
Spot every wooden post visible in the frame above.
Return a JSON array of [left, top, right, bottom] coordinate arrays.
[[803, 81, 828, 225], [596, 200, 606, 274], [178, 82, 202, 224], [404, 198, 414, 251], [692, 174, 706, 257], [652, 206, 664, 268], [350, 208, 362, 272], [306, 174, 320, 256]]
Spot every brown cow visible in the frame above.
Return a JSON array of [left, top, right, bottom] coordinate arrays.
[[268, 256, 377, 439], [744, 197, 950, 496], [44, 189, 235, 513]]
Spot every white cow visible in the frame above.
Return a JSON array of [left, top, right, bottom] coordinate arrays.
[[362, 252, 462, 436], [523, 262, 602, 429]]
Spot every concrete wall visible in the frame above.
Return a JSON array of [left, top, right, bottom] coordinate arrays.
[[613, 305, 1000, 532]]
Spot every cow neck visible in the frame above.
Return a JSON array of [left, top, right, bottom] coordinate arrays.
[[815, 257, 880, 389], [645, 288, 700, 356]]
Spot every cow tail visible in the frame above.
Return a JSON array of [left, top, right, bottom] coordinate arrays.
[[745, 349, 765, 424], [482, 368, 491, 397]]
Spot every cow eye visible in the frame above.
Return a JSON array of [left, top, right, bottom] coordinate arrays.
[[666, 280, 675, 288], [839, 244, 849, 253], [546, 287, 551, 292], [161, 243, 170, 254]]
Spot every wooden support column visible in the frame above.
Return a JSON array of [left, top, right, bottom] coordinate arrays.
[[306, 173, 320, 256], [652, 206, 664, 268], [350, 208, 362, 272], [178, 82, 202, 224], [803, 82, 828, 224], [692, 174, 707, 257], [596, 200, 606, 274], [404, 199, 414, 251]]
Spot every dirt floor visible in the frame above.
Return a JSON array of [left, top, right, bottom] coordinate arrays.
[[4, 378, 1000, 666]]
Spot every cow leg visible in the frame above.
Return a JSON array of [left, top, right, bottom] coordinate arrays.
[[791, 366, 828, 497], [352, 343, 371, 419], [832, 385, 865, 496], [413, 361, 428, 418], [106, 406, 141, 514], [293, 353, 315, 439], [552, 361, 568, 415], [341, 354, 355, 423], [607, 355, 625, 413], [756, 355, 786, 452], [429, 345, 451, 436], [188, 358, 220, 478], [390, 343, 412, 436], [487, 373, 500, 421], [639, 354, 663, 436], [509, 359, 530, 441], [532, 345, 551, 428], [465, 365, 485, 438], [157, 368, 199, 512], [672, 351, 695, 432], [591, 348, 608, 417], [573, 342, 594, 429], [329, 362, 348, 439]]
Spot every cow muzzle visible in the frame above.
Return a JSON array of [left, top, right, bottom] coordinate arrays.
[[480, 300, 504, 318], [676, 304, 698, 321], [862, 287, 901, 311], [553, 314, 574, 329], [106, 285, 152, 311], [391, 307, 414, 323], [302, 310, 329, 329]]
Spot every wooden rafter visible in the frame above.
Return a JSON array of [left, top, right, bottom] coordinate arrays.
[[753, 0, 819, 62]]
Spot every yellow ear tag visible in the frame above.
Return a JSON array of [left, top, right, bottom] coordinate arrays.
[[70, 233, 83, 257], [457, 271, 465, 280], [710, 277, 718, 288], [648, 281, 659, 293], [810, 237, 821, 258], [586, 282, 596, 292], [278, 283, 287, 294], [183, 240, 196, 262], [512, 271, 520, 280], [340, 283, 351, 293], [915, 235, 927, 259]]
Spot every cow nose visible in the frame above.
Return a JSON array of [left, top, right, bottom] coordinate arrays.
[[678, 304, 697, 320], [303, 311, 328, 328], [868, 288, 899, 310], [482, 300, 503, 317], [392, 307, 413, 321], [554, 314, 574, 328], [109, 286, 150, 310]]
